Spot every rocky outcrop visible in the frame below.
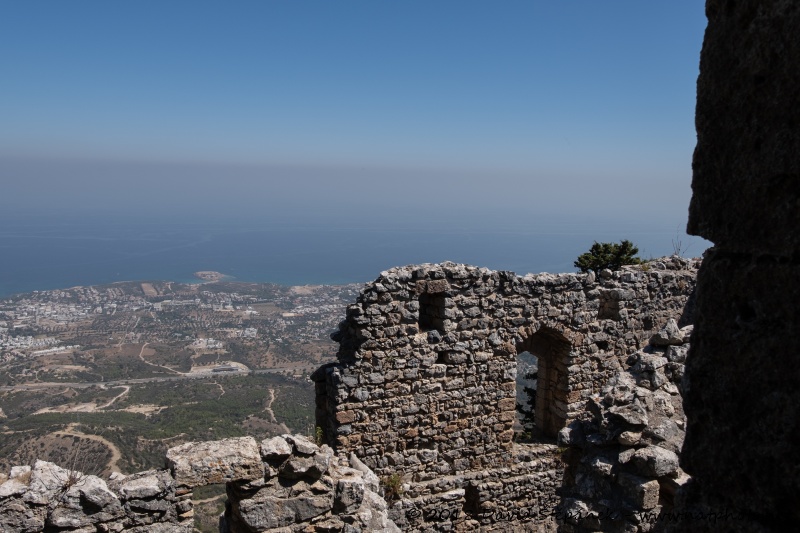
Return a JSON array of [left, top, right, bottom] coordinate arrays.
[[558, 320, 692, 532], [220, 435, 398, 532], [681, 1, 800, 531], [0, 435, 397, 533], [0, 460, 191, 532]]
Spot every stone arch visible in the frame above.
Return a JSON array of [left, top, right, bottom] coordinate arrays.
[[516, 326, 571, 438]]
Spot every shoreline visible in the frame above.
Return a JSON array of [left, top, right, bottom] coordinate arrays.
[[0, 276, 363, 300]]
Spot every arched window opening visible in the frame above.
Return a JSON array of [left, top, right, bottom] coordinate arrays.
[[514, 327, 571, 439]]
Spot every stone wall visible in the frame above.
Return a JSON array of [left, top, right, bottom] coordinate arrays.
[[0, 435, 398, 533], [0, 258, 699, 532], [314, 258, 698, 531], [680, 1, 800, 531], [558, 319, 692, 532], [0, 460, 192, 533]]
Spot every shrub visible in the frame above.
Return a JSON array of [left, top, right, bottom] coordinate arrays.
[[574, 240, 642, 274], [381, 473, 404, 502]]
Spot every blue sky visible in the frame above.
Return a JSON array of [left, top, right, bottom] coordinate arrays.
[[0, 1, 707, 229]]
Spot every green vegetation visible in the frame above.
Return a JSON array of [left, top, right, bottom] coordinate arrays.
[[381, 472, 404, 502], [574, 240, 642, 274], [0, 373, 314, 473]]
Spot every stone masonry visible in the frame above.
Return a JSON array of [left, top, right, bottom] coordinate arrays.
[[313, 257, 698, 531], [0, 258, 698, 533], [0, 435, 397, 533]]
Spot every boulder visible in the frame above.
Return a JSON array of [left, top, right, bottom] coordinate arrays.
[[631, 446, 679, 478], [166, 437, 264, 487]]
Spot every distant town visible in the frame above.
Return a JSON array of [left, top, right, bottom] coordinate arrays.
[[0, 275, 363, 498], [0, 275, 361, 384]]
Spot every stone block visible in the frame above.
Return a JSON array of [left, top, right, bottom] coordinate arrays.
[[631, 446, 679, 478], [166, 437, 264, 487], [618, 472, 660, 510]]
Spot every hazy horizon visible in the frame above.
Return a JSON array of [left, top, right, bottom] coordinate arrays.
[[0, 2, 709, 292]]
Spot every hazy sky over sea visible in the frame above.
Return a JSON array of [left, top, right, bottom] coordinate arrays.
[[1, 1, 706, 236]]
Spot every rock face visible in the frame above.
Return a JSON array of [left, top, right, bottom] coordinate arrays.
[[314, 258, 698, 531], [166, 437, 264, 487], [0, 460, 192, 533], [0, 435, 397, 533], [682, 1, 800, 531], [222, 435, 398, 532], [557, 322, 693, 532]]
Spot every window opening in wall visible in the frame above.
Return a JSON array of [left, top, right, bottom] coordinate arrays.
[[418, 292, 446, 333], [514, 327, 571, 440], [598, 290, 622, 320], [516, 351, 538, 439]]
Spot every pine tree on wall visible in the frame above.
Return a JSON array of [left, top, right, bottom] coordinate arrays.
[[574, 240, 642, 274]]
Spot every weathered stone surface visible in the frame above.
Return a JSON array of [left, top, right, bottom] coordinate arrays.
[[278, 446, 332, 480], [608, 404, 649, 426], [682, 3, 800, 530], [27, 460, 71, 502], [116, 471, 167, 500], [348, 453, 380, 493], [0, 498, 46, 533], [334, 477, 365, 513], [682, 253, 800, 528], [0, 463, 188, 532], [0, 433, 394, 533], [310, 259, 696, 532], [283, 434, 319, 455], [650, 318, 683, 346], [223, 438, 397, 532], [618, 472, 660, 510], [166, 436, 264, 487], [259, 436, 292, 460], [688, 1, 800, 255], [0, 478, 28, 499], [631, 446, 680, 478]]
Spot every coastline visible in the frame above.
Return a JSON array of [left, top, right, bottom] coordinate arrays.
[[192, 271, 235, 283]]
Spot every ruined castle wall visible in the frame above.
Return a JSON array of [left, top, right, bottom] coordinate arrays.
[[0, 260, 699, 533], [390, 444, 564, 532], [313, 259, 697, 531], [314, 259, 697, 482]]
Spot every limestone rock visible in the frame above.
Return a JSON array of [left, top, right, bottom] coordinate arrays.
[[278, 446, 332, 480], [631, 445, 679, 478], [618, 473, 660, 510], [116, 471, 168, 500], [260, 435, 292, 460], [282, 434, 319, 455], [0, 499, 46, 533], [235, 491, 334, 529], [166, 436, 264, 487], [334, 477, 365, 513], [650, 319, 683, 346], [608, 404, 648, 426], [0, 479, 28, 499]]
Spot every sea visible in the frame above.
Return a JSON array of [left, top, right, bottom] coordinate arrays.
[[0, 212, 708, 298]]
